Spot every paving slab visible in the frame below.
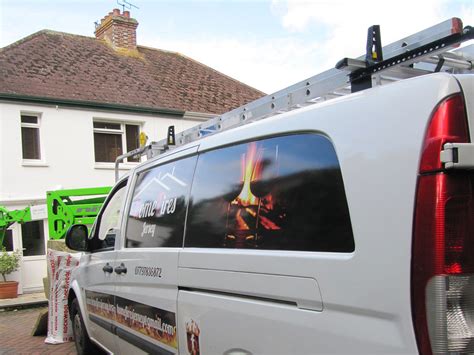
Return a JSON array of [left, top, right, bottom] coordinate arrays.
[[0, 306, 76, 354], [0, 292, 48, 310]]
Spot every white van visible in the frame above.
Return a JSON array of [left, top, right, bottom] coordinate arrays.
[[65, 20, 474, 355]]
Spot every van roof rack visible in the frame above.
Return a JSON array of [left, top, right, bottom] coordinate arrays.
[[115, 17, 473, 181]]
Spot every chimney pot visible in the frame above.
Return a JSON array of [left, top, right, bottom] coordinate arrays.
[[123, 11, 130, 18], [113, 8, 120, 16]]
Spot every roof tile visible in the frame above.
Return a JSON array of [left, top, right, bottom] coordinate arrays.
[[0, 30, 265, 114]]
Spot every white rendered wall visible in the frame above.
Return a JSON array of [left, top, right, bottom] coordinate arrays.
[[0, 101, 207, 201]]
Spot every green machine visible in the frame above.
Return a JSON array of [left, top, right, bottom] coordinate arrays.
[[0, 205, 32, 245], [46, 186, 112, 240], [0, 186, 111, 245]]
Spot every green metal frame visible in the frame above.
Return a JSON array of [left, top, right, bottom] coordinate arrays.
[[46, 186, 111, 240], [0, 186, 112, 245], [0, 206, 32, 245]]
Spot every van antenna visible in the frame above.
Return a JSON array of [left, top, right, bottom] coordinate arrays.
[[116, 0, 139, 13]]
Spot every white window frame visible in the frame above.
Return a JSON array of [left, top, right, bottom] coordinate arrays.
[[93, 119, 142, 169], [21, 112, 47, 167]]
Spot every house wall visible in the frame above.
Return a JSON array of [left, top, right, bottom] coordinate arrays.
[[1, 101, 207, 200], [0, 100, 209, 292]]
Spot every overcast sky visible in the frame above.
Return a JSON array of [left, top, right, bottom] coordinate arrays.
[[0, 0, 472, 93]]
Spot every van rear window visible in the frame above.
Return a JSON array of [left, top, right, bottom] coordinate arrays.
[[184, 133, 354, 252]]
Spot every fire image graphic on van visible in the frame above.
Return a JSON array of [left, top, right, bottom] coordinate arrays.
[[185, 320, 200, 355], [185, 133, 354, 252], [224, 142, 281, 247]]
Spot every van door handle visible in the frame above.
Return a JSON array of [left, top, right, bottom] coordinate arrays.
[[102, 263, 113, 273], [114, 263, 127, 275]]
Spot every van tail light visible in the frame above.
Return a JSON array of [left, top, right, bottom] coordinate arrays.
[[419, 94, 469, 173], [412, 93, 474, 354]]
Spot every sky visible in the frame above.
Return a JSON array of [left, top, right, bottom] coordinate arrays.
[[0, 0, 472, 93]]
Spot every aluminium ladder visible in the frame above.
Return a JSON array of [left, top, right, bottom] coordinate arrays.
[[115, 17, 473, 181]]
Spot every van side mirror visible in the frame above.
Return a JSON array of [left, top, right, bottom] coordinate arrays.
[[65, 224, 89, 251]]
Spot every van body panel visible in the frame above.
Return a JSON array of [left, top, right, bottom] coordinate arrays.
[[455, 74, 474, 141], [73, 251, 119, 353], [178, 267, 323, 311], [68, 72, 473, 354], [177, 290, 410, 354], [112, 248, 180, 355]]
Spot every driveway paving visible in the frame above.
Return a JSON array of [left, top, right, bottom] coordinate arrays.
[[0, 306, 76, 355]]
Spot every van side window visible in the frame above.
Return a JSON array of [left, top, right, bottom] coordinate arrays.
[[89, 181, 127, 252], [125, 156, 197, 248], [185, 134, 354, 252]]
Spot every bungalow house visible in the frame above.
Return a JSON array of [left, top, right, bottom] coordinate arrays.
[[0, 8, 264, 293]]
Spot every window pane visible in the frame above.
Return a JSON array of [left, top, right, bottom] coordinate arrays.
[[2, 230, 14, 252], [21, 115, 38, 124], [185, 134, 354, 252], [125, 156, 197, 248], [21, 127, 41, 159], [21, 221, 45, 256], [93, 122, 121, 130], [89, 182, 127, 251], [95, 187, 126, 250], [94, 132, 123, 162], [126, 125, 140, 162]]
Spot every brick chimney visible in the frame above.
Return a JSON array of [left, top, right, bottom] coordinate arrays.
[[95, 8, 138, 50]]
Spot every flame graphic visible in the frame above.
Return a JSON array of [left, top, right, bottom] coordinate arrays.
[[234, 142, 260, 206], [226, 142, 280, 235]]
